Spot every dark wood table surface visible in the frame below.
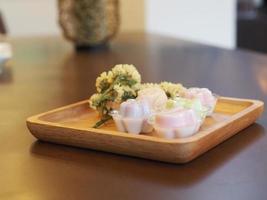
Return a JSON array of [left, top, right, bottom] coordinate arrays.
[[1, 33, 267, 200]]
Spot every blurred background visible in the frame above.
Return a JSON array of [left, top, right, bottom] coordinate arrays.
[[0, 0, 267, 52]]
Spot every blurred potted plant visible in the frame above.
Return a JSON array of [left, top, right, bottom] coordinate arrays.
[[58, 0, 119, 49]]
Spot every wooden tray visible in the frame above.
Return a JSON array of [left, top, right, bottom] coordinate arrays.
[[27, 97, 264, 163]]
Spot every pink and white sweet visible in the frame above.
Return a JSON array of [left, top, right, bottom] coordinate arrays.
[[110, 99, 152, 134], [111, 87, 217, 139], [111, 87, 168, 135], [136, 87, 168, 111], [152, 108, 202, 139], [184, 88, 217, 116]]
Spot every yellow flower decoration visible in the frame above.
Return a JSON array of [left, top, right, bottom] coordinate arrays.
[[112, 64, 141, 83], [89, 64, 141, 128], [160, 82, 186, 98]]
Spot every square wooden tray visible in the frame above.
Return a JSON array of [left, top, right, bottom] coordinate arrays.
[[27, 97, 264, 163]]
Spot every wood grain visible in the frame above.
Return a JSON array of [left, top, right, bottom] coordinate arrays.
[[2, 34, 267, 199], [27, 97, 264, 163]]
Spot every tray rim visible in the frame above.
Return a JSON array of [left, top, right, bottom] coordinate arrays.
[[27, 97, 264, 145]]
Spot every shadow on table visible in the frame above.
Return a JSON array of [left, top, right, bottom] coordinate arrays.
[[30, 123, 265, 187]]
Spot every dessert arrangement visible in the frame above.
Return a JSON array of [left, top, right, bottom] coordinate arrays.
[[27, 63, 263, 163], [89, 64, 217, 139]]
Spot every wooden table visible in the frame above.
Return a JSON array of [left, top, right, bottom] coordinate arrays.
[[1, 33, 267, 200]]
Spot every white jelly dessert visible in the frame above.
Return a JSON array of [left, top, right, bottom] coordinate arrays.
[[110, 99, 153, 134], [137, 87, 168, 111]]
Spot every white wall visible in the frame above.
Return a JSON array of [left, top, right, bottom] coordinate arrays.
[[146, 0, 236, 49], [0, 0, 60, 36], [0, 0, 145, 37], [120, 0, 144, 32], [0, 0, 236, 48]]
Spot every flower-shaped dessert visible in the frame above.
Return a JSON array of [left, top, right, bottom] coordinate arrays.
[[110, 99, 153, 134], [184, 88, 217, 116], [150, 98, 207, 139], [152, 108, 202, 139], [137, 87, 168, 111]]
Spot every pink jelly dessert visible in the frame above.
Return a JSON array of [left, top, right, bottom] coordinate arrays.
[[152, 108, 202, 139], [184, 88, 217, 116]]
